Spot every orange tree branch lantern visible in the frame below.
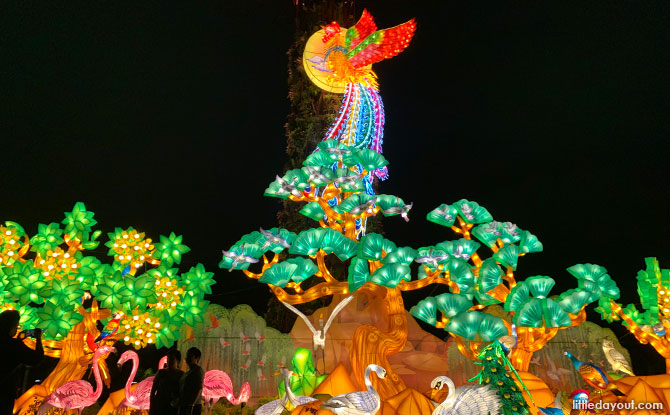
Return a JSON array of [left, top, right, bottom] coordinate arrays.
[[592, 258, 670, 374], [0, 203, 216, 414]]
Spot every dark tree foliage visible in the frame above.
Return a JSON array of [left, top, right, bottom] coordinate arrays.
[[268, 0, 357, 332]]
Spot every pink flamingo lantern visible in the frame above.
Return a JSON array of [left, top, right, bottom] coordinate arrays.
[[117, 351, 169, 410], [202, 370, 251, 415], [38, 345, 116, 415]]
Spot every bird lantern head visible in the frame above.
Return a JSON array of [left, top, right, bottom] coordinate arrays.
[[321, 21, 341, 43]]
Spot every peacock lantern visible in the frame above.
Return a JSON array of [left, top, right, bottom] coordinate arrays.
[[303, 9, 416, 195]]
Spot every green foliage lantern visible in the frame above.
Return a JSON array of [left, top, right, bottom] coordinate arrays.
[[222, 138, 603, 382], [0, 203, 215, 353], [278, 347, 327, 398], [589, 258, 670, 373]]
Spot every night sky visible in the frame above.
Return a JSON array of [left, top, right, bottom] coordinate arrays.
[[4, 1, 670, 374]]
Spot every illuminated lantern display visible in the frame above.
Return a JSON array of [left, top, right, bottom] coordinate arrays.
[[0, 203, 215, 414], [220, 11, 604, 407], [594, 258, 670, 373], [303, 10, 415, 233]]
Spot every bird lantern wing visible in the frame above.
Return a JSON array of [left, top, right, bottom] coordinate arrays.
[[281, 301, 318, 334], [451, 386, 500, 415], [608, 348, 633, 369], [346, 17, 416, 68], [345, 9, 378, 50]]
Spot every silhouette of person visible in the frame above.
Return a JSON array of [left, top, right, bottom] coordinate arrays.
[[178, 347, 204, 415], [150, 349, 184, 415], [0, 310, 44, 415]]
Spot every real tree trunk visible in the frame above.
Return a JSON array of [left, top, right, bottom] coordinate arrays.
[[349, 288, 408, 400], [15, 323, 91, 415]]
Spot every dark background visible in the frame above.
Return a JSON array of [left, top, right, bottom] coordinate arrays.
[[3, 1, 670, 375]]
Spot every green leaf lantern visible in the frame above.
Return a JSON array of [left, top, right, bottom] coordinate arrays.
[[519, 230, 543, 254], [289, 229, 326, 256], [36, 301, 83, 339], [334, 168, 366, 193], [436, 239, 480, 261], [526, 276, 555, 299], [416, 246, 450, 274], [444, 257, 475, 292], [499, 222, 523, 245], [61, 202, 97, 241], [299, 203, 327, 222], [264, 180, 291, 199], [453, 199, 493, 224], [594, 297, 617, 322], [75, 256, 108, 288], [178, 294, 209, 327], [567, 263, 620, 303], [434, 293, 473, 317], [235, 231, 264, 247], [18, 306, 40, 330], [446, 312, 483, 340], [284, 258, 319, 283], [370, 264, 411, 288], [155, 310, 184, 348], [557, 289, 591, 315], [410, 298, 438, 325], [506, 277, 572, 328], [30, 222, 64, 256], [352, 149, 389, 171], [282, 169, 310, 192], [338, 194, 378, 214], [492, 244, 520, 270], [300, 166, 335, 187], [426, 204, 459, 228], [472, 221, 503, 248], [376, 195, 409, 217], [358, 233, 396, 261], [125, 273, 159, 310], [635, 258, 666, 312], [477, 313, 508, 341], [478, 258, 504, 294], [320, 229, 358, 260], [347, 257, 370, 292], [39, 278, 85, 306], [381, 247, 417, 265], [90, 270, 134, 310], [219, 243, 262, 271], [3, 261, 46, 306], [181, 263, 216, 295], [317, 139, 346, 152], [260, 258, 318, 287], [303, 150, 338, 168], [446, 311, 507, 341], [153, 232, 191, 266]]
